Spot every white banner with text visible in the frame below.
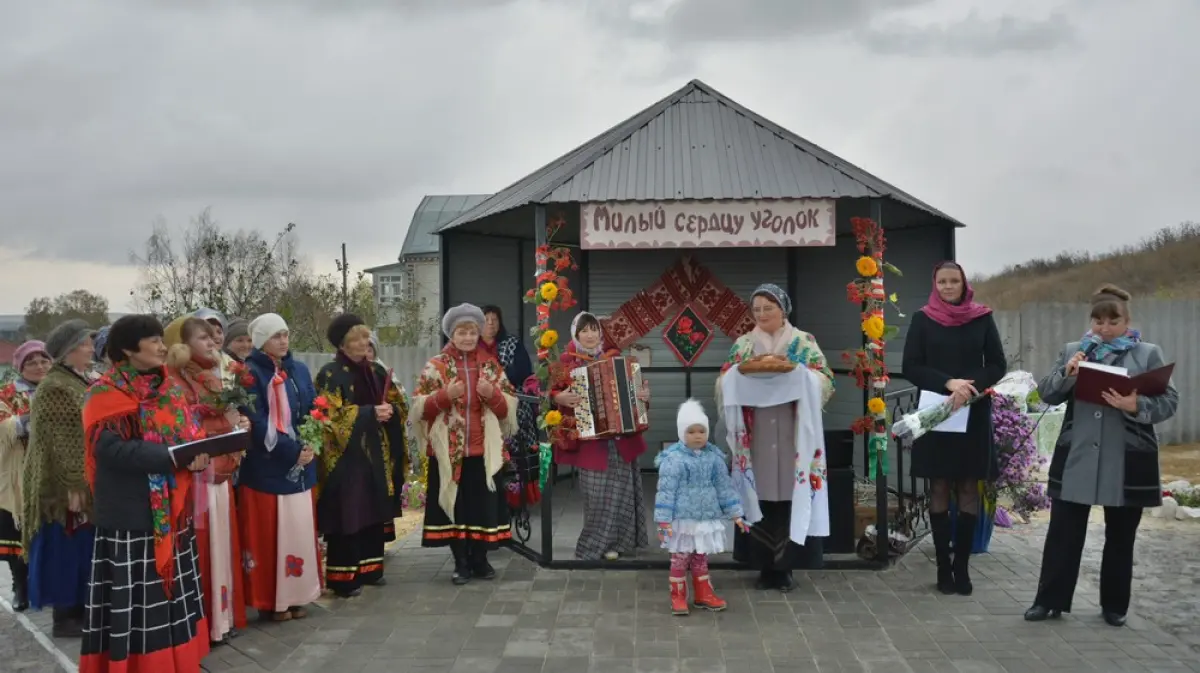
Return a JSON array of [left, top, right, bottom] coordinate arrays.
[[580, 199, 836, 250]]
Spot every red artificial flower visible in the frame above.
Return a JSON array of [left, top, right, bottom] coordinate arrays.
[[310, 409, 327, 422], [690, 331, 704, 344], [313, 395, 329, 409], [677, 317, 693, 332]]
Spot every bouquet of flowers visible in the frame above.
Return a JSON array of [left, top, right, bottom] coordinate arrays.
[[890, 389, 993, 441], [297, 395, 331, 455], [219, 361, 258, 412], [989, 393, 1050, 523], [891, 371, 1038, 442], [287, 395, 331, 482], [401, 478, 427, 510]]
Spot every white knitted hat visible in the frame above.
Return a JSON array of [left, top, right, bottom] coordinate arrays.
[[676, 398, 709, 444], [249, 313, 288, 350]]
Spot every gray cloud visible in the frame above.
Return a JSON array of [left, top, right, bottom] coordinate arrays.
[[862, 11, 1076, 56], [591, 0, 931, 43]]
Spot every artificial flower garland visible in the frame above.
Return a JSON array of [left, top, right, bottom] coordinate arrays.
[[521, 213, 578, 448], [842, 216, 903, 478]]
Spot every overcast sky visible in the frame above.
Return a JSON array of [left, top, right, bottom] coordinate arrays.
[[2, 0, 1196, 314]]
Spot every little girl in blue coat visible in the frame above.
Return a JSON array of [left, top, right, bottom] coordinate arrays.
[[655, 399, 745, 615]]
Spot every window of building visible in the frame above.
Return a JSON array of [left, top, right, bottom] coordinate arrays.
[[377, 274, 404, 299]]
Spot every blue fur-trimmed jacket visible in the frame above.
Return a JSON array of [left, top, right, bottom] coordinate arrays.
[[654, 441, 744, 524]]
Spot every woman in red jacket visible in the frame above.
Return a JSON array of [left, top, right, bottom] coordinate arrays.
[[551, 312, 651, 561]]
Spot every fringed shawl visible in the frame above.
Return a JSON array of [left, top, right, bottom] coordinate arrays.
[[83, 364, 203, 594], [409, 344, 518, 521]]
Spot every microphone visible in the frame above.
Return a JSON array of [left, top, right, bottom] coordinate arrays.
[[1083, 341, 1099, 362]]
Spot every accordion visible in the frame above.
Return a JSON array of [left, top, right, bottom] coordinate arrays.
[[569, 356, 649, 439]]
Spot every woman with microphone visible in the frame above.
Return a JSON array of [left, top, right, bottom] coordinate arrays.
[[1024, 285, 1178, 627]]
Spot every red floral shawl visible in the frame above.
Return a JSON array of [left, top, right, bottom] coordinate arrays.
[[83, 363, 204, 594]]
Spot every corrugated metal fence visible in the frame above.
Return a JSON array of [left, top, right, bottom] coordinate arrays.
[[994, 300, 1197, 444], [292, 346, 440, 395]]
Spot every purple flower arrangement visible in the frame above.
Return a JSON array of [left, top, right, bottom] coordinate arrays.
[[401, 479, 427, 511], [989, 394, 1051, 524]]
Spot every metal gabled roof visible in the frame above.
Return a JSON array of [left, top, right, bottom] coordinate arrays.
[[401, 193, 492, 256], [437, 79, 962, 234]]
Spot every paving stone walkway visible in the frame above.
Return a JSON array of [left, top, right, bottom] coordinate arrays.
[[2, 515, 1198, 673]]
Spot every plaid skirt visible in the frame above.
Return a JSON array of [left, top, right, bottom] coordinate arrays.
[[80, 526, 209, 673], [574, 442, 648, 560]]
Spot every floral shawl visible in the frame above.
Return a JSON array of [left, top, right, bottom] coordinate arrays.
[[171, 356, 242, 484], [409, 344, 518, 521], [83, 363, 203, 593], [0, 379, 35, 515], [716, 328, 836, 541]]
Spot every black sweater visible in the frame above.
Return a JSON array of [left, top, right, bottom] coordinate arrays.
[[91, 430, 175, 532]]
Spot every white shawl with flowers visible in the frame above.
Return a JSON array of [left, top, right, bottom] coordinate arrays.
[[408, 349, 518, 521], [720, 366, 829, 542]]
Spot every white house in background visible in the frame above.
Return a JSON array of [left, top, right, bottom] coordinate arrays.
[[362, 261, 407, 326], [366, 194, 490, 345]]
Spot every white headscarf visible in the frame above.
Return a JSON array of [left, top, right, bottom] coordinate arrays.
[[570, 312, 604, 358]]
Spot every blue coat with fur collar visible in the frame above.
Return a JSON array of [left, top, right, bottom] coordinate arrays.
[[654, 441, 743, 524]]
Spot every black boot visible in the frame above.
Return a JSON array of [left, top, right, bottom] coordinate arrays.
[[952, 513, 977, 596], [450, 541, 471, 586], [754, 570, 774, 591], [9, 558, 29, 611], [929, 512, 955, 595], [469, 542, 495, 580], [776, 570, 795, 593], [52, 606, 83, 638]]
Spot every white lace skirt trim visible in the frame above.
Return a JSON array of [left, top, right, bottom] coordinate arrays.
[[663, 519, 728, 555]]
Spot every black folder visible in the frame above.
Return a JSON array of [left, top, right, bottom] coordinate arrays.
[[169, 429, 250, 467]]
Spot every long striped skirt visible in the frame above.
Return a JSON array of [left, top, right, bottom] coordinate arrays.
[[421, 456, 511, 547], [79, 526, 210, 673], [0, 509, 20, 561], [574, 443, 649, 560]]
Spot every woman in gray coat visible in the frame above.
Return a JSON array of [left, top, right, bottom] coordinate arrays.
[[1024, 285, 1178, 627]]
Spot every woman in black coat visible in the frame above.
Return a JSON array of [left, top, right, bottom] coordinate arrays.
[[902, 262, 1006, 596]]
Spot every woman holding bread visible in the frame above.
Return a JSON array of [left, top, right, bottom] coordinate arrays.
[[718, 283, 834, 592]]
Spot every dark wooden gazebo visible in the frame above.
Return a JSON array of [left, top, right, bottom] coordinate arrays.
[[433, 79, 964, 569]]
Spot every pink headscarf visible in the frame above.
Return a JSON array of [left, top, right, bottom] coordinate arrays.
[[12, 340, 48, 371], [919, 262, 992, 327]]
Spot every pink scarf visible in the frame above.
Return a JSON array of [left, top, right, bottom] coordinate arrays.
[[919, 262, 992, 327]]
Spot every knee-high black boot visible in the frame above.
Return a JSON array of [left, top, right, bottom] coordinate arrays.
[[51, 606, 83, 638], [468, 541, 495, 580], [953, 513, 977, 596], [450, 540, 471, 586], [8, 558, 29, 611], [929, 512, 955, 595]]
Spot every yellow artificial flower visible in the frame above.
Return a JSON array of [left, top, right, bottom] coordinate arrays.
[[855, 256, 878, 277], [862, 315, 885, 340], [867, 397, 886, 415], [544, 410, 563, 427], [540, 329, 559, 348], [539, 282, 559, 301]]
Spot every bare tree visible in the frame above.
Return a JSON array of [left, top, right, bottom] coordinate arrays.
[[130, 208, 298, 320]]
